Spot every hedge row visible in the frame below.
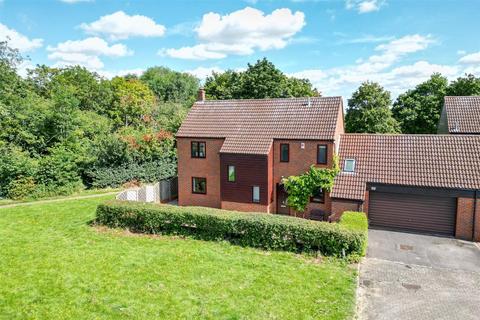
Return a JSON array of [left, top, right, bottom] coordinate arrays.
[[95, 201, 368, 257]]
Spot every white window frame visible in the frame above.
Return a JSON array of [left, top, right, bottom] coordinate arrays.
[[343, 159, 356, 173], [252, 186, 260, 203]]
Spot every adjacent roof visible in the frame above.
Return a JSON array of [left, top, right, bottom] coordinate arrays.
[[177, 97, 343, 155], [331, 134, 480, 201], [443, 96, 480, 134]]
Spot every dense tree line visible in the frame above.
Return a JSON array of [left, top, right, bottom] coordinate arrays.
[[345, 73, 480, 134]]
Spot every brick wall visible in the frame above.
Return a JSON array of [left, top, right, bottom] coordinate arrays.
[[456, 197, 474, 240], [177, 138, 224, 208], [272, 139, 335, 216], [221, 201, 270, 213], [330, 199, 362, 221], [475, 200, 480, 242]]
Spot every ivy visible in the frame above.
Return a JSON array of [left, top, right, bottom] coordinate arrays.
[[282, 156, 340, 212]]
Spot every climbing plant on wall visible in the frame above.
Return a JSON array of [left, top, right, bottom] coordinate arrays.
[[282, 156, 340, 212]]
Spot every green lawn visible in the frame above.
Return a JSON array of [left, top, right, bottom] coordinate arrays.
[[0, 196, 357, 319]]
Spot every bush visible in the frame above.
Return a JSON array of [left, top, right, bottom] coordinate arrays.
[[339, 211, 369, 256], [6, 176, 36, 200], [86, 160, 176, 188], [95, 201, 368, 257]]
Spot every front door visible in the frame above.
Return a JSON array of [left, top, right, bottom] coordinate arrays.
[[276, 183, 290, 215]]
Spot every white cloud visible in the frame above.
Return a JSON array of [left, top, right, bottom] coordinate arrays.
[[346, 0, 385, 14], [459, 51, 480, 64], [162, 7, 305, 60], [98, 68, 145, 79], [80, 11, 166, 41], [0, 23, 43, 52], [289, 34, 459, 99], [184, 66, 224, 80], [47, 37, 132, 70]]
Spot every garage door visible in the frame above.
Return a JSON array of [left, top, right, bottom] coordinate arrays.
[[369, 191, 456, 236]]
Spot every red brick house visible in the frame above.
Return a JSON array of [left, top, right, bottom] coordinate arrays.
[[177, 92, 480, 241], [176, 91, 344, 217]]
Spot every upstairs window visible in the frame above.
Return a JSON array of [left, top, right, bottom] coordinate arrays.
[[310, 188, 325, 203], [228, 165, 236, 182], [252, 186, 260, 203], [191, 141, 206, 158], [192, 177, 207, 194], [344, 159, 356, 173], [317, 145, 328, 164], [280, 144, 289, 162]]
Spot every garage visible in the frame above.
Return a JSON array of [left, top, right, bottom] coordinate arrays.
[[368, 190, 457, 236]]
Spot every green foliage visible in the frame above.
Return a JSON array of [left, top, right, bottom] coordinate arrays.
[[446, 73, 480, 96], [0, 145, 38, 197], [108, 77, 156, 128], [95, 200, 368, 257], [339, 211, 368, 258], [205, 58, 319, 100], [345, 81, 400, 133], [282, 159, 340, 212], [87, 159, 177, 188], [392, 73, 448, 134], [6, 176, 37, 200], [140, 66, 199, 105]]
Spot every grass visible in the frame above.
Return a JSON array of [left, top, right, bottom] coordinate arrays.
[[0, 196, 358, 319], [0, 188, 121, 206]]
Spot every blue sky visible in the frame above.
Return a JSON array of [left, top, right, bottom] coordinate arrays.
[[1, 0, 480, 98]]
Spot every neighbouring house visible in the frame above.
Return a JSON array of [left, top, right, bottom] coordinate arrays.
[[177, 91, 480, 241], [438, 96, 480, 134], [176, 89, 344, 217]]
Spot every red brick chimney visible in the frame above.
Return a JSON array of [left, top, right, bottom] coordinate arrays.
[[197, 88, 206, 102]]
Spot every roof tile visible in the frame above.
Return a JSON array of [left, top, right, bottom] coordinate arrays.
[[444, 96, 480, 133]]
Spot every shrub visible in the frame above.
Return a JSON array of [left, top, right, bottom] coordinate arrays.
[[339, 211, 369, 256], [86, 159, 176, 188], [95, 201, 368, 257], [6, 176, 36, 200]]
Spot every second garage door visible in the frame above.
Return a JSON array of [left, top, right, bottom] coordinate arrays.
[[369, 191, 457, 236]]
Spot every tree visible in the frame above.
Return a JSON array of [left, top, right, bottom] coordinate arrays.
[[108, 77, 156, 128], [140, 66, 199, 105], [345, 81, 400, 133], [446, 74, 480, 96], [204, 58, 319, 100], [392, 73, 448, 134]]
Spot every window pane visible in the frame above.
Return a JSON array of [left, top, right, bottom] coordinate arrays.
[[191, 142, 198, 157], [344, 159, 355, 172], [198, 142, 206, 158], [280, 144, 289, 162], [317, 145, 327, 164], [252, 186, 260, 203], [193, 177, 206, 194], [228, 165, 235, 182], [311, 188, 324, 203]]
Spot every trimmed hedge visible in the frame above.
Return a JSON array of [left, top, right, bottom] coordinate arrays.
[[95, 201, 368, 257]]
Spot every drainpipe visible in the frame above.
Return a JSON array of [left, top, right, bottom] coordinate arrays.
[[473, 190, 478, 241]]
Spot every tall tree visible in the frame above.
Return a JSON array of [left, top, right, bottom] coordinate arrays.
[[345, 81, 400, 133], [204, 58, 319, 100], [392, 73, 448, 134], [108, 77, 156, 128], [140, 66, 199, 105], [446, 74, 480, 96]]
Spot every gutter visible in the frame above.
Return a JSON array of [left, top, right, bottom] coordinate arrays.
[[473, 190, 478, 241]]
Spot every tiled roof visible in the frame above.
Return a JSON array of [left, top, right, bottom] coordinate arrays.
[[444, 96, 480, 133], [331, 134, 480, 201], [177, 97, 342, 154]]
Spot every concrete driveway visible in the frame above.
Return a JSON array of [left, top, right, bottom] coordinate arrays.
[[357, 229, 480, 320]]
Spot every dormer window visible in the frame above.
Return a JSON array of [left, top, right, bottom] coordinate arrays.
[[344, 159, 356, 173]]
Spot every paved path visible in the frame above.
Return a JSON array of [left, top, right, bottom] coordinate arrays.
[[358, 229, 480, 320], [0, 192, 118, 209]]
